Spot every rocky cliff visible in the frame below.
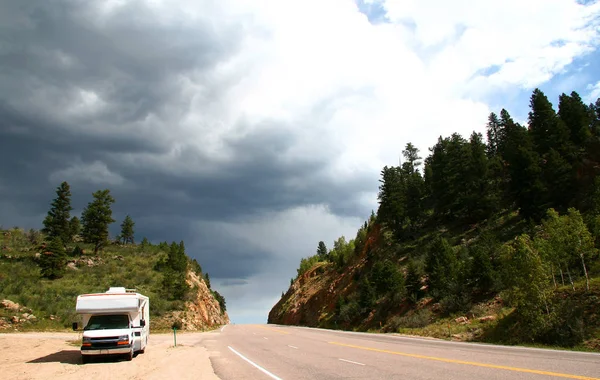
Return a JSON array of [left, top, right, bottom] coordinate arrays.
[[268, 259, 371, 328], [153, 270, 229, 331]]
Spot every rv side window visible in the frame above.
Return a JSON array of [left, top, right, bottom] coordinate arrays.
[[84, 314, 130, 330]]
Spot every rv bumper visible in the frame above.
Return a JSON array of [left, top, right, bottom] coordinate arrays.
[[81, 345, 132, 355]]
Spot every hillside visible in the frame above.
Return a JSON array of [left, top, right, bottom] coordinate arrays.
[[0, 232, 228, 332], [269, 88, 600, 351]]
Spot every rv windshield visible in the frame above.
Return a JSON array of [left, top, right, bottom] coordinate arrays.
[[84, 314, 130, 330]]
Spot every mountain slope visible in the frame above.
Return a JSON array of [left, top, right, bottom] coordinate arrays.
[[0, 227, 228, 332]]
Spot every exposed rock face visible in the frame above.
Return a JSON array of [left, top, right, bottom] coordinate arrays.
[[162, 270, 229, 331], [1, 299, 20, 311], [268, 258, 365, 327]]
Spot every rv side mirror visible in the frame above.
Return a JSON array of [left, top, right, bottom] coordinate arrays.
[[72, 322, 78, 331], [140, 320, 146, 327]]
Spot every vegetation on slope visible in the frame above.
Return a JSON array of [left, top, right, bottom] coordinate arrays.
[[271, 88, 600, 350], [0, 182, 227, 332]]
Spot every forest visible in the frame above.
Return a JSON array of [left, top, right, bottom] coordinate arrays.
[[289, 88, 600, 348]]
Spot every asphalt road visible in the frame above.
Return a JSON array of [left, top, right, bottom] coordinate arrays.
[[201, 324, 600, 380]]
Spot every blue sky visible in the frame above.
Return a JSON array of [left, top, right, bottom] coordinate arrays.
[[356, 0, 600, 128]]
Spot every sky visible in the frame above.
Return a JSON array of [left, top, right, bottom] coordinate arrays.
[[1, 0, 599, 324]]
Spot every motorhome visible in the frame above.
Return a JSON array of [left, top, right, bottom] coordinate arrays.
[[72, 287, 149, 363]]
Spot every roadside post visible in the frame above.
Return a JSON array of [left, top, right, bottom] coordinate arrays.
[[171, 320, 181, 347]]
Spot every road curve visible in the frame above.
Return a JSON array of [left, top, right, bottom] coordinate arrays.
[[201, 324, 600, 380]]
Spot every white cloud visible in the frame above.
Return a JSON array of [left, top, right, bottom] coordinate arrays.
[[586, 81, 600, 103], [165, 0, 599, 322], [49, 160, 126, 186], [140, 0, 598, 173]]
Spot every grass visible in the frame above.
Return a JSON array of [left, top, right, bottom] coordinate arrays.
[[0, 228, 201, 332], [385, 276, 600, 352]]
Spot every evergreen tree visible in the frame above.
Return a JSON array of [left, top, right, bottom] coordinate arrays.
[[499, 113, 548, 221], [401, 143, 425, 233], [69, 216, 80, 239], [528, 88, 572, 157], [212, 290, 226, 313], [317, 241, 328, 260], [486, 112, 503, 157], [558, 91, 592, 148], [162, 241, 189, 300], [377, 165, 407, 239], [465, 131, 496, 221], [425, 237, 459, 299], [542, 148, 574, 211], [42, 181, 73, 244], [80, 189, 116, 254], [119, 215, 135, 244], [38, 237, 67, 279], [405, 259, 422, 302], [469, 245, 496, 294], [204, 272, 211, 289], [370, 260, 404, 297]]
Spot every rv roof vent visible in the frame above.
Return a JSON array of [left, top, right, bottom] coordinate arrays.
[[106, 287, 127, 293]]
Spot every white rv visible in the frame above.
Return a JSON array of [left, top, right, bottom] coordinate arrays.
[[73, 287, 149, 363]]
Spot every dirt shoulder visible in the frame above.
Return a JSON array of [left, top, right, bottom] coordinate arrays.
[[0, 331, 220, 380]]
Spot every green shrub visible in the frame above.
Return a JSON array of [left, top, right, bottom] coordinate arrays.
[[389, 309, 432, 330]]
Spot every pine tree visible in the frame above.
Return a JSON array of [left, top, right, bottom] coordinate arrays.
[[425, 237, 459, 299], [528, 88, 572, 157], [405, 259, 422, 302], [42, 182, 73, 244], [465, 131, 495, 222], [162, 241, 189, 300], [69, 216, 80, 239], [80, 189, 116, 254], [38, 237, 67, 279], [402, 143, 425, 233], [212, 290, 227, 313], [558, 91, 592, 148], [119, 215, 135, 244], [377, 165, 407, 240], [486, 112, 503, 157], [469, 245, 496, 294], [317, 241, 328, 260], [542, 149, 574, 211]]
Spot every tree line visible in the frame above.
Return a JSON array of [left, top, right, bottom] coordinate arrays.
[[292, 88, 600, 346], [39, 182, 134, 278]]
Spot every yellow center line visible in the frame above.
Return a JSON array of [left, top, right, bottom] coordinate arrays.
[[254, 325, 291, 335], [328, 341, 599, 380]]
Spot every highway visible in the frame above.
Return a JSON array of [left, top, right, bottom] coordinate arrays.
[[201, 324, 600, 380]]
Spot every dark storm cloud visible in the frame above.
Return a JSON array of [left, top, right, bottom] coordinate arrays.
[[0, 0, 375, 289]]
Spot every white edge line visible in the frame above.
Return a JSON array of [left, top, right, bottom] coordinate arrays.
[[287, 345, 298, 349], [264, 337, 269, 340], [228, 346, 283, 380], [221, 325, 226, 332], [339, 358, 366, 366]]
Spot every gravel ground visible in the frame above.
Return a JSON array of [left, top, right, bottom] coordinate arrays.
[[0, 331, 220, 380]]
